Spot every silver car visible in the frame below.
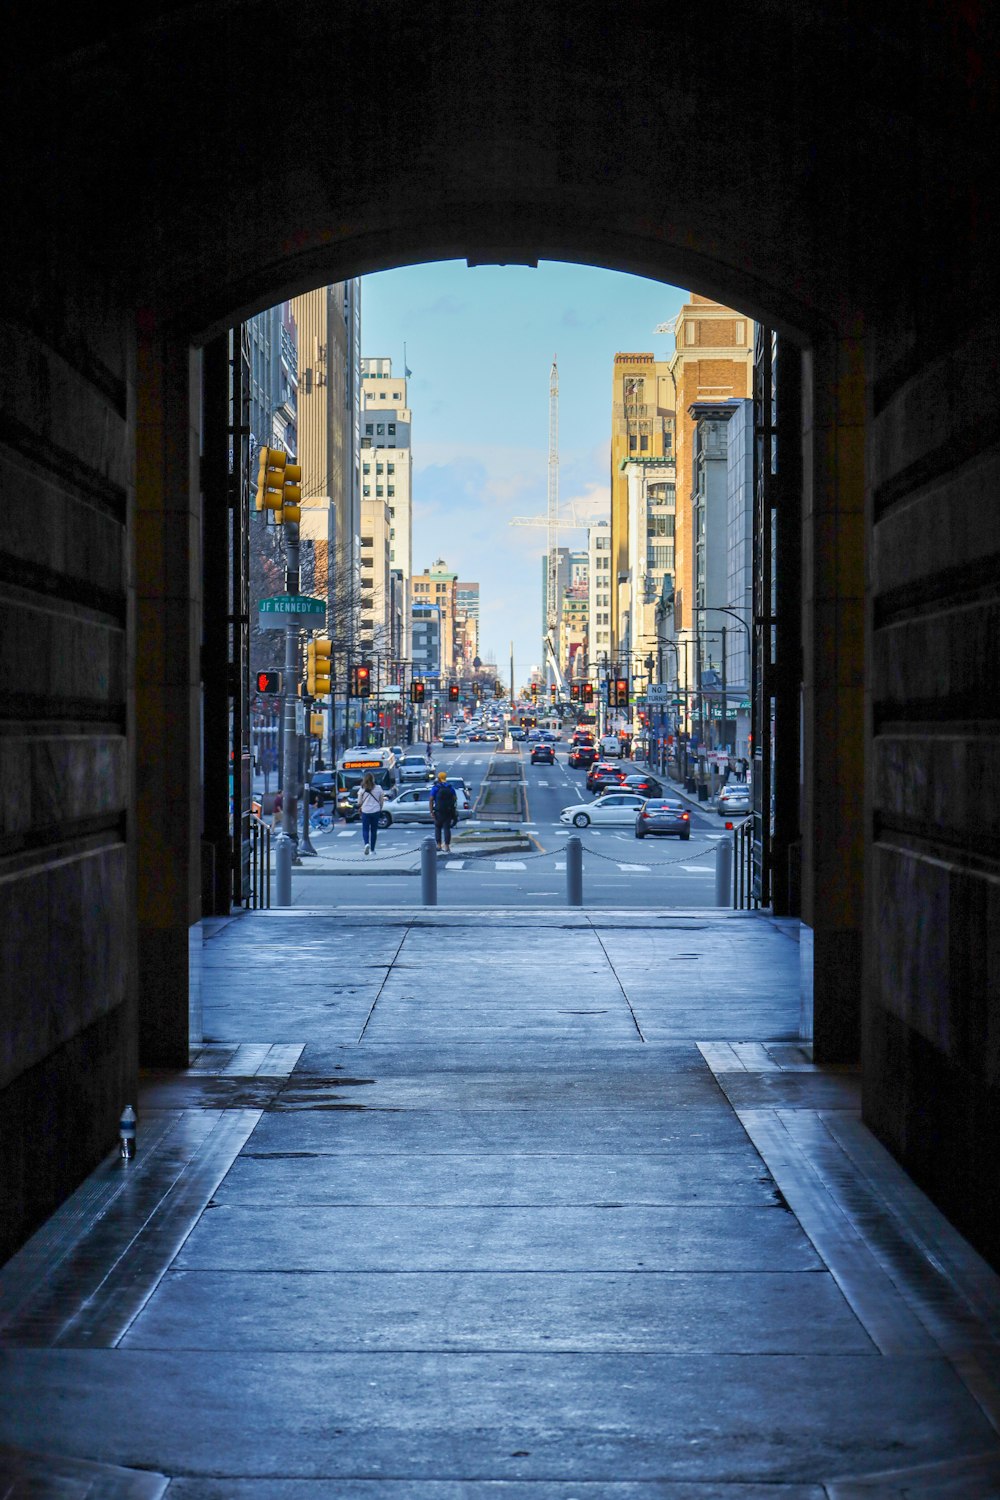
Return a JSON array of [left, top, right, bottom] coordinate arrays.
[[717, 784, 751, 817], [385, 782, 474, 822], [399, 753, 435, 782]]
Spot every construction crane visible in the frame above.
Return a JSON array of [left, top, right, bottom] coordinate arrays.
[[546, 356, 559, 663]]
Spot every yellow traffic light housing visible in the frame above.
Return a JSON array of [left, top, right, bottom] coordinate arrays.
[[282, 463, 302, 523], [306, 638, 332, 696], [255, 446, 286, 513]]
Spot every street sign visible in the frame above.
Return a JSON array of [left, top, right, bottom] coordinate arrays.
[[295, 702, 305, 735], [646, 684, 671, 703], [258, 594, 325, 631]]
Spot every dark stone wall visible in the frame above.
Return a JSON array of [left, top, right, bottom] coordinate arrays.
[[1, 0, 998, 1261], [0, 286, 137, 1255]]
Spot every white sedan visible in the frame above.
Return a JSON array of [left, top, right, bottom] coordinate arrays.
[[559, 792, 647, 828]]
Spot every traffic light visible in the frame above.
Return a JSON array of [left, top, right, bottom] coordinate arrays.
[[614, 677, 629, 707], [448, 682, 459, 701], [550, 684, 557, 701], [306, 639, 332, 696], [583, 682, 594, 704], [530, 682, 538, 699], [570, 683, 580, 702], [411, 679, 426, 704], [281, 463, 302, 523], [351, 663, 372, 698], [255, 670, 281, 694], [255, 446, 286, 514]]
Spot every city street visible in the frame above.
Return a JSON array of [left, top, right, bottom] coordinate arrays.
[[287, 741, 728, 908]]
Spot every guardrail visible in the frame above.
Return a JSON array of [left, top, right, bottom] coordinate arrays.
[[249, 817, 271, 909], [732, 817, 755, 909]]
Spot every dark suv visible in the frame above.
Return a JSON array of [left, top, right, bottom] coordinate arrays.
[[530, 743, 555, 765], [568, 744, 597, 768]]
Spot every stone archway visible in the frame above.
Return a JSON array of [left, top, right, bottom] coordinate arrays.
[[3, 0, 996, 1266]]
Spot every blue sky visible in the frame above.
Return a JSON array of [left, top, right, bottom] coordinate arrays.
[[360, 261, 686, 683]]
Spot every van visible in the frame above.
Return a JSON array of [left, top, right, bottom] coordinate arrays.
[[600, 733, 621, 757]]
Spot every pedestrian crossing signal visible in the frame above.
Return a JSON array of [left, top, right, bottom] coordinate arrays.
[[255, 671, 281, 693]]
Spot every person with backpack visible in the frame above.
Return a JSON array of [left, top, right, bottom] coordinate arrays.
[[356, 772, 385, 855], [429, 771, 458, 853]]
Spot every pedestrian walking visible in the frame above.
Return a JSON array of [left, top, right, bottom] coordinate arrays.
[[425, 739, 432, 758], [357, 772, 385, 855], [429, 770, 458, 853]]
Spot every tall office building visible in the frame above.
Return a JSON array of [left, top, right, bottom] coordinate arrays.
[[292, 281, 362, 621], [665, 295, 753, 636], [412, 561, 458, 676], [361, 358, 413, 665], [618, 455, 676, 677], [610, 353, 674, 651], [588, 523, 613, 674]]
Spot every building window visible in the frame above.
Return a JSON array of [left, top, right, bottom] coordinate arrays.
[[365, 423, 373, 434], [686, 321, 697, 344], [376, 487, 383, 497], [363, 463, 371, 475], [377, 424, 385, 434], [387, 486, 395, 497], [363, 485, 371, 496], [388, 423, 396, 435], [380, 392, 386, 400], [387, 463, 395, 474], [640, 435, 648, 451]]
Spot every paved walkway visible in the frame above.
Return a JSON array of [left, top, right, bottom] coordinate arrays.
[[3, 908, 1000, 1496]]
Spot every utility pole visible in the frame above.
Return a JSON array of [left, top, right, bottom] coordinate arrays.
[[510, 640, 515, 706]]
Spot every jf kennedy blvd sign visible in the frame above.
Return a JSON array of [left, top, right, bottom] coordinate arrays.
[[258, 594, 325, 630]]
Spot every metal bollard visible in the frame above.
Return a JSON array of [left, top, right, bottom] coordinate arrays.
[[566, 835, 583, 906], [715, 836, 733, 907], [421, 836, 438, 906], [274, 831, 293, 907]]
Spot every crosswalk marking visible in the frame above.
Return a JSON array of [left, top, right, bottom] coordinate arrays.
[[446, 860, 465, 870], [680, 864, 714, 874], [617, 863, 650, 872], [337, 831, 354, 838], [495, 861, 526, 870]]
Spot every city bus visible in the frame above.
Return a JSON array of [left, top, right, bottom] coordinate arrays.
[[335, 747, 398, 821]]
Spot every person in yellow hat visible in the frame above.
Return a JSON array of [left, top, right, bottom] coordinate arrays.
[[429, 769, 457, 853]]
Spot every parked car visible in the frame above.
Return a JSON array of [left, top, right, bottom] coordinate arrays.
[[399, 753, 435, 782], [559, 792, 647, 828], [718, 783, 752, 817], [530, 743, 555, 765], [568, 744, 597, 768], [635, 798, 691, 840]]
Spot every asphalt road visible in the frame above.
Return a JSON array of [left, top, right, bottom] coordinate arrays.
[[291, 742, 729, 909]]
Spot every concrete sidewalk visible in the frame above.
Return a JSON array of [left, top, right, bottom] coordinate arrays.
[[2, 908, 1000, 1495]]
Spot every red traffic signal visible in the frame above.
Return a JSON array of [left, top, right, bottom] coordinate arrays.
[[351, 665, 372, 698], [448, 682, 459, 701], [411, 680, 426, 703], [255, 671, 281, 694], [570, 684, 580, 701], [583, 683, 594, 704]]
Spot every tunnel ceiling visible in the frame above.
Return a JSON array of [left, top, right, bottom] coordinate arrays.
[[6, 0, 993, 339]]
